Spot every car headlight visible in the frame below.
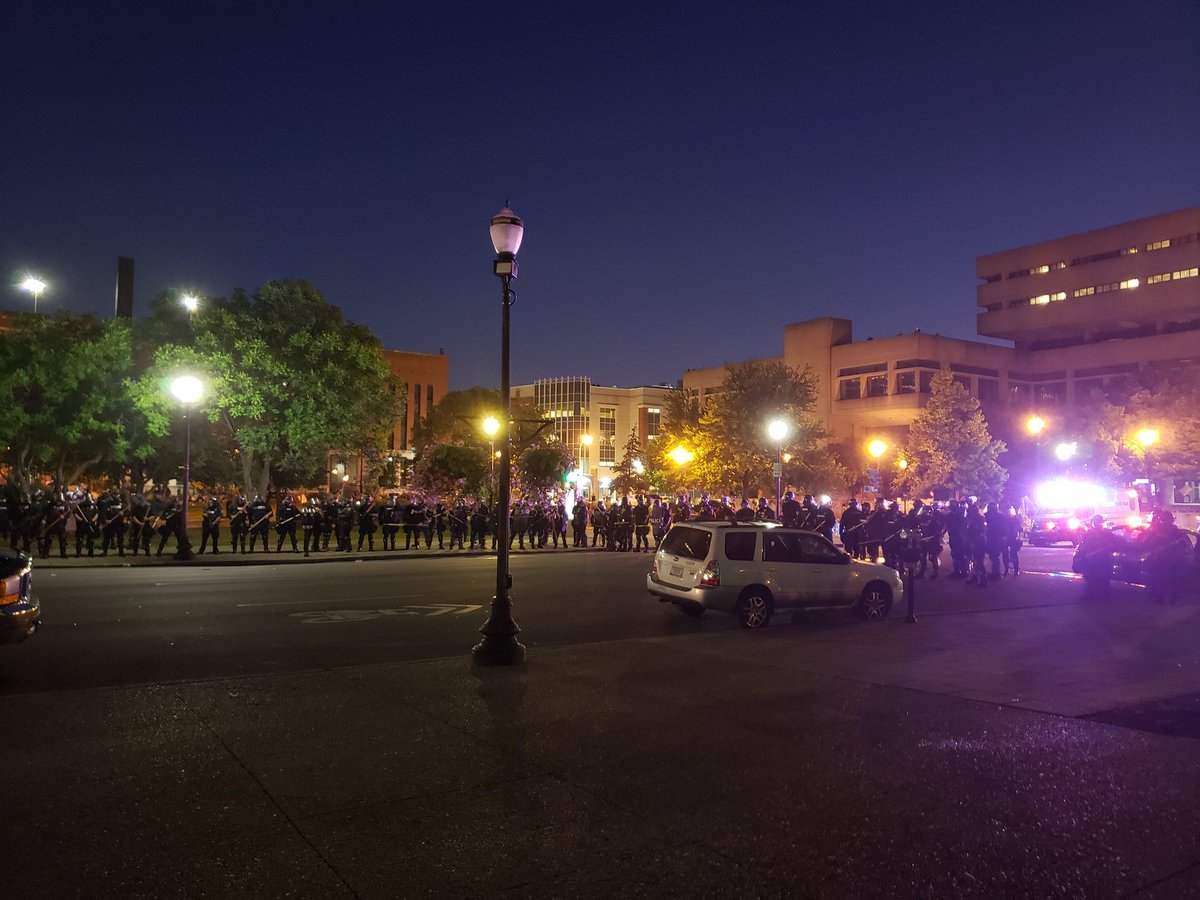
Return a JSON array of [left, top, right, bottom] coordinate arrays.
[[1067, 517, 1082, 530], [1044, 521, 1055, 530]]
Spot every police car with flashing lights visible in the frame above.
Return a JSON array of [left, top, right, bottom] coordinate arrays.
[[0, 549, 38, 644]]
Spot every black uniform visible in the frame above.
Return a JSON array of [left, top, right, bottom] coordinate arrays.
[[155, 497, 184, 557], [276, 497, 300, 552], [448, 502, 468, 549], [356, 496, 378, 551], [228, 497, 249, 553], [73, 494, 100, 557], [632, 498, 651, 551], [40, 496, 69, 559], [99, 492, 127, 556], [247, 496, 272, 553], [380, 498, 400, 550], [335, 500, 354, 551], [302, 500, 323, 556], [128, 495, 151, 555], [199, 498, 222, 554]]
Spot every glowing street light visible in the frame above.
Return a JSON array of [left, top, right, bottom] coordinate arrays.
[[169, 374, 204, 561], [180, 293, 200, 313], [867, 439, 887, 459], [767, 418, 790, 512], [482, 416, 501, 506], [1135, 428, 1159, 448], [20, 276, 46, 313], [669, 444, 694, 466], [1054, 441, 1077, 462], [1026, 415, 1046, 435]]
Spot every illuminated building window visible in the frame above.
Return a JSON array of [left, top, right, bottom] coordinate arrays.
[[598, 406, 617, 463], [1147, 239, 1171, 251], [839, 378, 862, 401], [865, 375, 888, 398], [1028, 291, 1066, 305], [1120, 279, 1139, 290], [1174, 267, 1199, 280], [1121, 246, 1139, 255], [1073, 286, 1095, 298], [895, 372, 917, 395], [1147, 272, 1171, 284]]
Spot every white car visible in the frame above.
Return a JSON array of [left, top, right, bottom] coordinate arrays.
[[647, 521, 902, 628]]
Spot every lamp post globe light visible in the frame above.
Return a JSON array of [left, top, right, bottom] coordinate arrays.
[[579, 433, 593, 499], [482, 416, 500, 505], [20, 276, 46, 313], [169, 374, 204, 561], [180, 293, 200, 313], [473, 206, 527, 667], [767, 418, 789, 513], [1055, 441, 1077, 462]]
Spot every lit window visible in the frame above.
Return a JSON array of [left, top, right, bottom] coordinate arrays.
[[1173, 267, 1199, 280], [1147, 272, 1170, 285], [1073, 286, 1095, 298], [1147, 239, 1171, 251], [1031, 294, 1051, 305], [1120, 279, 1139, 290], [1054, 261, 1066, 269]]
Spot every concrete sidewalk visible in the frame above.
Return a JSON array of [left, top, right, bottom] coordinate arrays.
[[3, 575, 1199, 897]]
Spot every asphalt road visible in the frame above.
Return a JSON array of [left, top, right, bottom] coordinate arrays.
[[1, 545, 1079, 696]]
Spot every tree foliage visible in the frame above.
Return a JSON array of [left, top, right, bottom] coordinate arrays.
[[896, 370, 1007, 500], [408, 443, 489, 500], [131, 281, 401, 496], [653, 361, 847, 498], [611, 428, 650, 496], [0, 314, 137, 492], [411, 387, 503, 450], [516, 445, 573, 498]]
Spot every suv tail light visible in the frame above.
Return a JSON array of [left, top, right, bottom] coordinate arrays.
[[700, 561, 720, 586], [651, 559, 658, 575]]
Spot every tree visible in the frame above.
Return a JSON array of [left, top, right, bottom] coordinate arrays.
[[411, 387, 503, 449], [408, 444, 489, 500], [0, 314, 137, 493], [516, 445, 573, 498], [132, 281, 401, 496], [895, 370, 1007, 500], [657, 360, 847, 498], [611, 428, 650, 496], [1123, 370, 1200, 484]]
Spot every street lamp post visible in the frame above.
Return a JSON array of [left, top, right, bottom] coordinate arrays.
[[767, 419, 789, 513], [483, 416, 500, 506], [1134, 428, 1159, 504], [20, 276, 46, 314], [580, 433, 593, 500], [170, 374, 204, 561], [473, 206, 527, 667]]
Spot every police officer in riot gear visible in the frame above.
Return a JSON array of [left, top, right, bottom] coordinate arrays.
[[276, 495, 300, 553], [199, 497, 223, 554], [247, 495, 272, 553]]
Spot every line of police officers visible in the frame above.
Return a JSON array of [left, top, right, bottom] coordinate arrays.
[[2, 489, 191, 560]]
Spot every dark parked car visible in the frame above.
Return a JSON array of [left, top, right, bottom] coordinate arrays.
[[1074, 525, 1199, 588], [0, 549, 39, 644]]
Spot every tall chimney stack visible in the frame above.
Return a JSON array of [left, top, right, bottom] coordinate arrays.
[[115, 256, 134, 318]]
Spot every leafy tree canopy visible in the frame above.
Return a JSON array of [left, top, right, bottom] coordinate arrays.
[[132, 280, 400, 496], [653, 360, 847, 498], [0, 314, 135, 493], [896, 370, 1007, 500]]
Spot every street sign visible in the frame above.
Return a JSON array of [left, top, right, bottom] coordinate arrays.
[[865, 468, 880, 479], [862, 485, 878, 493], [772, 462, 783, 477]]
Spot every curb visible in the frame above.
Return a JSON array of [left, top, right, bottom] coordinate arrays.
[[29, 544, 620, 569]]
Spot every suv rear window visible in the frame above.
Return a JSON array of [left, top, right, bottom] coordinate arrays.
[[660, 526, 712, 561], [724, 531, 757, 561]]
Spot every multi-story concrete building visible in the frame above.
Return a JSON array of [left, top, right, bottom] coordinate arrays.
[[510, 377, 672, 498], [683, 206, 1200, 505]]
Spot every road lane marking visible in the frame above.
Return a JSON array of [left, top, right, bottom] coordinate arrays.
[[238, 594, 421, 608], [290, 604, 482, 623]]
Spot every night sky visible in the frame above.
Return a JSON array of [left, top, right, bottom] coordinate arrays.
[[4, 2, 1198, 391]]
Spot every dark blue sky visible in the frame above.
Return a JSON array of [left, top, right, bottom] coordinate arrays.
[[4, 2, 1198, 390]]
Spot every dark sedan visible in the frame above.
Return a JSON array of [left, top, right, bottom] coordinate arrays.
[[1029, 513, 1089, 547], [1076, 526, 1199, 588], [0, 549, 39, 644]]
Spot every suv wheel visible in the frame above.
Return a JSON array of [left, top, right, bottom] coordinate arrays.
[[736, 588, 773, 629], [858, 583, 893, 620]]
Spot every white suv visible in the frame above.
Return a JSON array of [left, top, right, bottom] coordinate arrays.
[[647, 521, 902, 628]]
